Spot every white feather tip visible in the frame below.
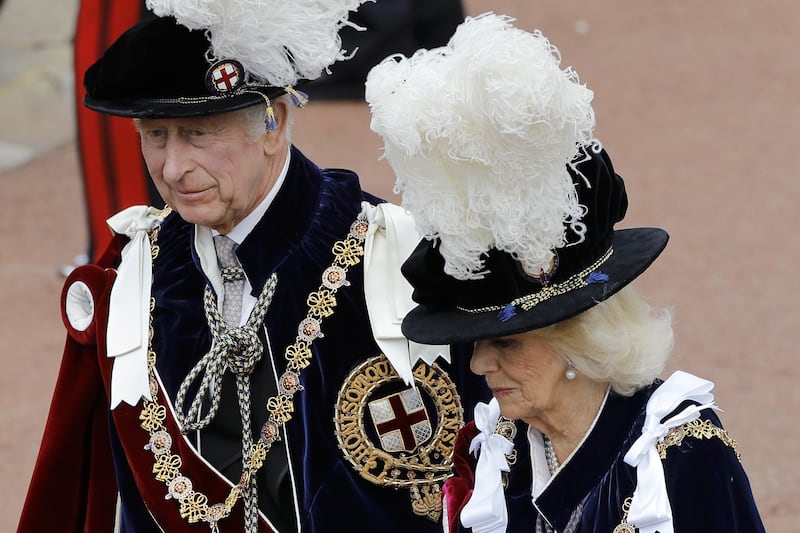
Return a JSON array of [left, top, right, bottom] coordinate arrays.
[[366, 12, 596, 280], [146, 0, 373, 87]]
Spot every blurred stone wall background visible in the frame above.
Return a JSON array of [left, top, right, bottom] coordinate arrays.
[[1, 0, 796, 530]]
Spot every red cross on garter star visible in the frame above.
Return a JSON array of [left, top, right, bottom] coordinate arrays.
[[205, 59, 244, 94], [369, 388, 432, 453]]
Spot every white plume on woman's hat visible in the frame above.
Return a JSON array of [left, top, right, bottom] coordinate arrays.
[[367, 13, 597, 281], [366, 13, 669, 345]]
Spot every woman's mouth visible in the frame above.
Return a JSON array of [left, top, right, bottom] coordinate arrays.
[[492, 387, 515, 398]]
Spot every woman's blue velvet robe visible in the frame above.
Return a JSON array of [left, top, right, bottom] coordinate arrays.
[[452, 383, 765, 532]]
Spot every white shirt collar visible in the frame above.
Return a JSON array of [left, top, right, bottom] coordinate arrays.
[[212, 146, 292, 244], [195, 146, 291, 299]]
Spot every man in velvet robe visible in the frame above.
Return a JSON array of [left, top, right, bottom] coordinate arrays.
[[18, 9, 484, 533]]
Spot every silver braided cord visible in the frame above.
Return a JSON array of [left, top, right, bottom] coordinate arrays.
[[534, 501, 585, 533], [220, 265, 246, 283], [174, 273, 277, 431], [139, 212, 368, 531], [174, 269, 278, 533]]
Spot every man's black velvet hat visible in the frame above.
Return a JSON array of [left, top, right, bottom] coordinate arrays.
[[83, 16, 286, 118], [400, 147, 669, 345]]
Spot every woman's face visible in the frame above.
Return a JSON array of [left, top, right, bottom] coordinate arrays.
[[470, 329, 570, 426]]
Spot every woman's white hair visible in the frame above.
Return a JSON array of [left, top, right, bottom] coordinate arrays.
[[533, 285, 674, 396]]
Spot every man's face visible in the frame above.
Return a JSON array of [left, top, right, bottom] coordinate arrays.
[[136, 109, 283, 234]]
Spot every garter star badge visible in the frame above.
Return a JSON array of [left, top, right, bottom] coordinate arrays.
[[369, 388, 432, 453], [335, 355, 464, 522], [205, 59, 245, 95]]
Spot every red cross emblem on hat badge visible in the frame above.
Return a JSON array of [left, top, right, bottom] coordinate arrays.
[[205, 59, 245, 94]]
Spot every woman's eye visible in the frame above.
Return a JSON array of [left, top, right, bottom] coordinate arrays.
[[492, 338, 515, 350]]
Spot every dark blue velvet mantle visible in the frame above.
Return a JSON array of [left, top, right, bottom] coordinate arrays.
[[454, 383, 765, 532], [106, 147, 488, 532]]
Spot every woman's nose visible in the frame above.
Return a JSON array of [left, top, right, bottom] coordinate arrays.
[[470, 341, 496, 376]]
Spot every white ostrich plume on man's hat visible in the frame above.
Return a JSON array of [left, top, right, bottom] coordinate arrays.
[[366, 13, 597, 281], [146, 0, 370, 87]]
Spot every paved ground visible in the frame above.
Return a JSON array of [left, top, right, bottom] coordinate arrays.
[[1, 0, 797, 531]]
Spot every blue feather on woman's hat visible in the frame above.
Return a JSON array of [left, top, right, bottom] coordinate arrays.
[[365, 13, 668, 344]]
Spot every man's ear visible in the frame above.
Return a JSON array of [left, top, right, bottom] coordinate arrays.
[[262, 99, 290, 156]]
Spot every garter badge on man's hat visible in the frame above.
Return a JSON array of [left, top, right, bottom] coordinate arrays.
[[84, 0, 370, 119], [206, 60, 245, 95], [365, 13, 668, 344]]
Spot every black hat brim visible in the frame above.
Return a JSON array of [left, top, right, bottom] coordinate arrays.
[[401, 227, 669, 345], [83, 89, 283, 119], [81, 16, 289, 119]]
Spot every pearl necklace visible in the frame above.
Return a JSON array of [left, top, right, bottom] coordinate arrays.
[[538, 435, 567, 533], [543, 434, 559, 476]]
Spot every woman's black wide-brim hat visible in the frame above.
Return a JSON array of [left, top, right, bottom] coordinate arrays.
[[83, 16, 287, 118], [400, 147, 669, 345]]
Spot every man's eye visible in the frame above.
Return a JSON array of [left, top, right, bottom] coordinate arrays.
[[141, 129, 166, 145]]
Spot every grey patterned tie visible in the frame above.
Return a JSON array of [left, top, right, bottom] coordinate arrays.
[[213, 234, 245, 326], [212, 234, 261, 530]]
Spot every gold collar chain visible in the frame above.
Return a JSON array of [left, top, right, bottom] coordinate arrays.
[[138, 212, 369, 531]]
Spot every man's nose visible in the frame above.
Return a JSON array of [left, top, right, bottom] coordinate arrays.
[[162, 136, 191, 182]]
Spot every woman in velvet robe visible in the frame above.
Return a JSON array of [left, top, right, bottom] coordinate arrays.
[[365, 13, 766, 533]]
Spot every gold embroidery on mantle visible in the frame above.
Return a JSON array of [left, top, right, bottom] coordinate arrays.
[[137, 213, 369, 531], [334, 355, 464, 522], [614, 418, 742, 532], [656, 418, 741, 461]]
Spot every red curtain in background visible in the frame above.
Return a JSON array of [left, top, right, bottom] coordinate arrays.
[[74, 0, 152, 260]]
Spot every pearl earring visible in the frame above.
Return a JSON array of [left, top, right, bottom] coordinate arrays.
[[565, 359, 577, 380]]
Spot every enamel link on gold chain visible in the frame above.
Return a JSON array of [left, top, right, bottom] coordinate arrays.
[[139, 212, 369, 531], [611, 497, 636, 533]]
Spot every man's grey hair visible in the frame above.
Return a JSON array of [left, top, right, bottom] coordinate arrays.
[[131, 94, 294, 144], [239, 94, 295, 143]]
